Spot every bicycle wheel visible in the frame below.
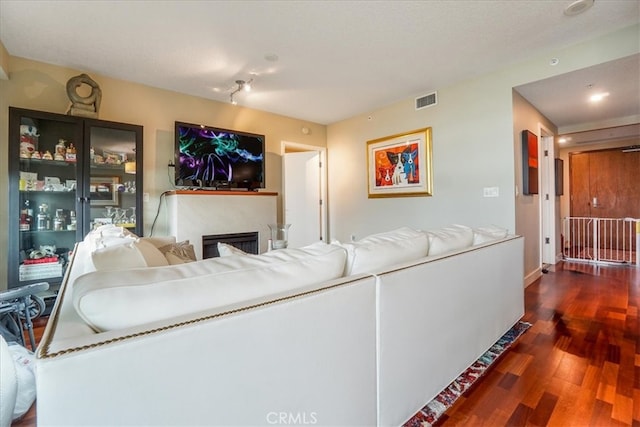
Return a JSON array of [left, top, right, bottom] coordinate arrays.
[[17, 295, 47, 320]]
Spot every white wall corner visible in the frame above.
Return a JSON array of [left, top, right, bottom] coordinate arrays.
[[0, 39, 10, 80]]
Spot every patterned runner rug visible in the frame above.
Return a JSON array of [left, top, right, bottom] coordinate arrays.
[[404, 321, 532, 427]]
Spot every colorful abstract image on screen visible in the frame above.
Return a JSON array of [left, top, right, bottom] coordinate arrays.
[[175, 122, 265, 189]]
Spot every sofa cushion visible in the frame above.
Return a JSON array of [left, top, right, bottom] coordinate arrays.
[[425, 224, 474, 256], [91, 239, 169, 271], [72, 242, 348, 331], [334, 227, 429, 275], [473, 225, 509, 245]]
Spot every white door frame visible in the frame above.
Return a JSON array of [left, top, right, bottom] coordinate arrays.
[[538, 124, 557, 267], [281, 141, 328, 243]]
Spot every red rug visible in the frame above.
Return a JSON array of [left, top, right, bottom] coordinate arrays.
[[403, 321, 531, 427]]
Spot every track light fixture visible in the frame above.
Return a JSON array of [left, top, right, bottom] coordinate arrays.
[[229, 78, 253, 105]]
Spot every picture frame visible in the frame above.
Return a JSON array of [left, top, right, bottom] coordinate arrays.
[[90, 176, 119, 206], [367, 127, 433, 198], [555, 158, 564, 196], [521, 130, 539, 195]]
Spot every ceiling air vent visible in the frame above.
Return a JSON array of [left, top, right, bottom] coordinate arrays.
[[415, 91, 437, 110]]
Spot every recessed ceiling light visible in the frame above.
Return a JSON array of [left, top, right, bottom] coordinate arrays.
[[550, 58, 559, 66], [558, 137, 572, 144], [590, 92, 610, 102], [564, 0, 595, 16]]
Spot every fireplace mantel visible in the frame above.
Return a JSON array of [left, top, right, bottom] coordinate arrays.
[[166, 190, 278, 259], [167, 190, 278, 197]]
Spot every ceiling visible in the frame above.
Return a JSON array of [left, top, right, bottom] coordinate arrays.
[[1, 0, 639, 129], [515, 53, 640, 144]]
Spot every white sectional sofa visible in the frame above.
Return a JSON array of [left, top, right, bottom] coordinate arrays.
[[36, 225, 524, 426]]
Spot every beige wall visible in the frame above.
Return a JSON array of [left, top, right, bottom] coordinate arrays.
[[512, 91, 558, 284], [0, 57, 326, 288], [326, 24, 639, 279], [327, 72, 517, 241], [0, 40, 9, 80]]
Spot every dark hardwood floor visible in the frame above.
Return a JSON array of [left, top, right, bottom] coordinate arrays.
[[440, 262, 640, 426], [11, 262, 640, 426]]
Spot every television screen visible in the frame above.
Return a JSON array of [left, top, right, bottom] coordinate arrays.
[[175, 122, 265, 189]]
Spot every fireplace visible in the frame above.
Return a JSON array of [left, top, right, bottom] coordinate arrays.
[[166, 191, 277, 259], [202, 232, 259, 258]]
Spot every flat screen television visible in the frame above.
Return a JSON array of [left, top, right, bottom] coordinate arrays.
[[175, 122, 265, 190]]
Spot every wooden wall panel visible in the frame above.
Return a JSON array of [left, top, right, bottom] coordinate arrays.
[[570, 148, 640, 219]]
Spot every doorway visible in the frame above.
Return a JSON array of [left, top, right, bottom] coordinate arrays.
[[566, 146, 640, 262], [281, 142, 328, 248], [539, 126, 557, 267], [569, 147, 640, 218]]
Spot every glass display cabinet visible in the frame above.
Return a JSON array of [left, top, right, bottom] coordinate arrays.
[[8, 107, 143, 289]]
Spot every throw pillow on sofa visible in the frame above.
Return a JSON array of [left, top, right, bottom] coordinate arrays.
[[91, 239, 169, 271], [425, 224, 474, 256], [158, 240, 197, 264], [334, 227, 429, 275], [472, 225, 509, 245], [217, 242, 249, 257], [72, 242, 348, 331], [139, 236, 178, 249], [91, 224, 137, 238], [84, 224, 138, 252]]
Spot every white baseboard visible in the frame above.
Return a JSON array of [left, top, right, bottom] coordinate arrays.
[[524, 267, 542, 288]]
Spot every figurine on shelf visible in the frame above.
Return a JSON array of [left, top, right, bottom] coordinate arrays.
[[55, 139, 67, 161], [20, 137, 36, 157], [19, 125, 39, 158], [31, 151, 42, 160], [19, 211, 31, 231], [65, 144, 77, 162], [42, 150, 53, 160], [36, 203, 51, 231]]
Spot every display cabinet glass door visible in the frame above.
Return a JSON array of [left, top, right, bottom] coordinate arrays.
[[87, 125, 140, 234], [10, 110, 83, 286]]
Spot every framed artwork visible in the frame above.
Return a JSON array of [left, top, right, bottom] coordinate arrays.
[[90, 176, 119, 206], [367, 127, 433, 198], [521, 130, 539, 195], [555, 158, 564, 196]]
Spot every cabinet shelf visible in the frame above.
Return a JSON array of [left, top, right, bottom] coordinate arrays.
[[19, 229, 76, 234], [20, 158, 75, 167], [20, 190, 75, 195], [90, 163, 125, 171], [103, 223, 136, 230]]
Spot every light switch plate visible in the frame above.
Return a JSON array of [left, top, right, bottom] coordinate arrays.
[[483, 187, 499, 197]]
